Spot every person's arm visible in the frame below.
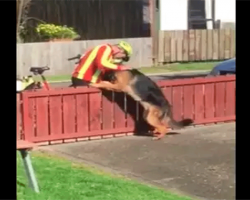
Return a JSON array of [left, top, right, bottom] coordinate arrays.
[[95, 45, 123, 70]]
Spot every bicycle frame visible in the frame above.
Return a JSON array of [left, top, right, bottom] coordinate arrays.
[[18, 66, 51, 92], [40, 74, 50, 90]]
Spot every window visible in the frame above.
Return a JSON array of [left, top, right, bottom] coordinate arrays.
[[188, 0, 216, 29]]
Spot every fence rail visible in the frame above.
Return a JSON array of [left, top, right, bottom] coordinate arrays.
[[16, 75, 235, 144], [154, 29, 235, 64]]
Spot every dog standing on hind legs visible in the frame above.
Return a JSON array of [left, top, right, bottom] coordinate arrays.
[[92, 69, 193, 140]]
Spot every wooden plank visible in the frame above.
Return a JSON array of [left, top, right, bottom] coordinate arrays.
[[188, 29, 195, 61], [22, 97, 36, 141], [182, 30, 189, 61], [157, 75, 235, 87], [163, 31, 171, 63], [224, 29, 231, 59], [201, 30, 207, 61], [183, 85, 194, 119], [113, 92, 126, 129], [230, 29, 235, 58], [195, 116, 235, 125], [62, 95, 76, 134], [49, 96, 63, 136], [207, 29, 213, 60], [219, 29, 225, 60], [89, 92, 102, 131], [101, 92, 114, 130], [176, 30, 183, 62], [76, 93, 89, 133], [225, 81, 235, 116], [17, 94, 21, 140], [204, 83, 215, 119], [35, 97, 49, 139], [194, 29, 201, 61], [141, 37, 154, 66], [157, 31, 165, 64], [162, 86, 172, 105], [126, 94, 137, 128], [152, 24, 159, 64], [215, 82, 225, 117], [194, 84, 204, 121], [172, 86, 183, 121], [170, 31, 177, 62], [31, 127, 134, 142], [16, 140, 36, 150], [212, 29, 219, 60]]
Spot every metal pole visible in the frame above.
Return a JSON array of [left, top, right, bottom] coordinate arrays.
[[20, 150, 40, 193], [212, 0, 215, 29]]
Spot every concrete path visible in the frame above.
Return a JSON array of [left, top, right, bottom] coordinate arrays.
[[49, 123, 235, 200]]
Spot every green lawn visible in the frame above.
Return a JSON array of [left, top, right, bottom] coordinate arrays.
[[44, 62, 218, 82], [17, 151, 192, 200]]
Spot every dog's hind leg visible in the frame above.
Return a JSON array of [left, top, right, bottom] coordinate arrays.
[[152, 125, 169, 140], [145, 109, 168, 140], [151, 128, 160, 137]]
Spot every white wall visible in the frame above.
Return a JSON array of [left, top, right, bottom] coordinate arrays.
[[205, 0, 213, 29], [159, 0, 188, 31], [215, 0, 235, 22], [206, 0, 235, 29], [160, 0, 235, 31]]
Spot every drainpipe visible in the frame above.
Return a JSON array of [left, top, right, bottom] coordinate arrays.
[[211, 0, 215, 28]]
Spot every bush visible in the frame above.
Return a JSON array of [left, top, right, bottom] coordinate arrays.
[[36, 23, 79, 40]]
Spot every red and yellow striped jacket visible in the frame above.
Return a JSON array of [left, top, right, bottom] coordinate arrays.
[[72, 44, 122, 83]]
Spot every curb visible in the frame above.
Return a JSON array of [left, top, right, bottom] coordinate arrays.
[[48, 70, 210, 83]]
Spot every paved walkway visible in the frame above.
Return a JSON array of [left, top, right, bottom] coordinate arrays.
[[49, 123, 235, 200]]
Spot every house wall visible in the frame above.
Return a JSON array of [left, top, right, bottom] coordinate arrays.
[[214, 0, 235, 29], [159, 0, 235, 31], [159, 0, 188, 31]]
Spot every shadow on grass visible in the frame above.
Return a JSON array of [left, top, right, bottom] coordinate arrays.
[[17, 180, 26, 187]]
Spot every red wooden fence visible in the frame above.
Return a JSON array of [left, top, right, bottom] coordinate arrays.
[[16, 75, 235, 144]]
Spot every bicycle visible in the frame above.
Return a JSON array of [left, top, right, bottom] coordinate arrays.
[[16, 54, 82, 92], [16, 66, 50, 92]]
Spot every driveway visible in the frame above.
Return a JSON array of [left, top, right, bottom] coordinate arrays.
[[49, 123, 235, 200]]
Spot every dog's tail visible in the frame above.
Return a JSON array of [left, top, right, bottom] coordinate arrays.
[[162, 106, 193, 129], [168, 117, 193, 129]]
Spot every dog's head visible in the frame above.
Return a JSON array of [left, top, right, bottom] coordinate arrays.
[[103, 71, 116, 83]]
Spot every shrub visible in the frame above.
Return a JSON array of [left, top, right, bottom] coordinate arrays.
[[36, 23, 79, 40]]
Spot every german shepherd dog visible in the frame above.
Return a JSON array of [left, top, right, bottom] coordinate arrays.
[[101, 69, 193, 140]]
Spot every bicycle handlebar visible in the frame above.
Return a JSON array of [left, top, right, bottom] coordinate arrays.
[[68, 54, 81, 61]]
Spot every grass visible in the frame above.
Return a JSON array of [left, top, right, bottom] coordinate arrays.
[[45, 62, 218, 82], [17, 151, 192, 200]]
